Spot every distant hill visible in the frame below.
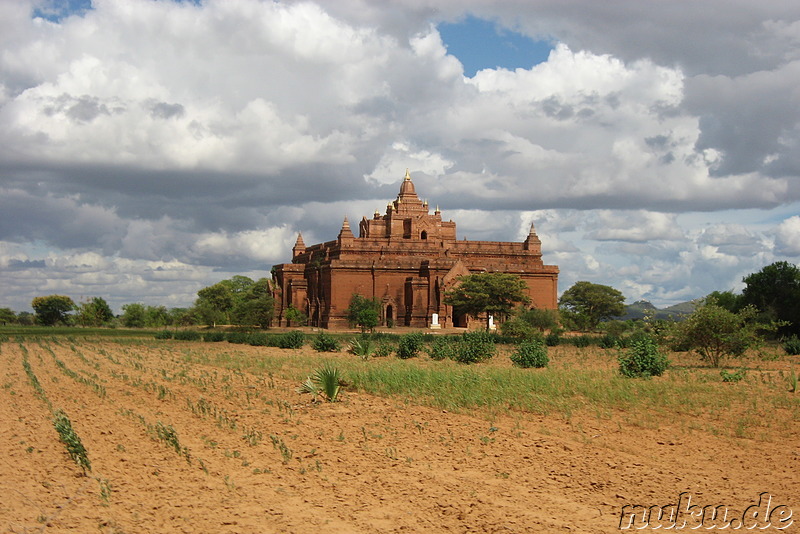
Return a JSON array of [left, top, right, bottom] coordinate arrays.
[[618, 299, 698, 321]]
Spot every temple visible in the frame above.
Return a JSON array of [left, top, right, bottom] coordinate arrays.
[[272, 170, 559, 329]]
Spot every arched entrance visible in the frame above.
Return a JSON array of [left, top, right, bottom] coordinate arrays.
[[385, 304, 394, 327]]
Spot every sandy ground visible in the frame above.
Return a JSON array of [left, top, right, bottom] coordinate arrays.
[[2, 338, 797, 533]]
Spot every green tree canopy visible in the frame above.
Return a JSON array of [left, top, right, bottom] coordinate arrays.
[[704, 290, 742, 313], [740, 261, 800, 336], [670, 300, 765, 367], [346, 294, 381, 332], [558, 281, 625, 331], [444, 272, 530, 329], [121, 303, 146, 328], [75, 297, 114, 327], [0, 307, 16, 325], [31, 295, 75, 326], [230, 278, 274, 328]]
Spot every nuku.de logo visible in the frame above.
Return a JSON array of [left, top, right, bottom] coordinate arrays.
[[619, 492, 793, 530]]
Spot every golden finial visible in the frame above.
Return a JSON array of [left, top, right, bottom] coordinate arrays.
[[404, 168, 411, 181]]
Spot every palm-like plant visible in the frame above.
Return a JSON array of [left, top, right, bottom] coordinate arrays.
[[348, 337, 374, 360], [297, 365, 342, 402]]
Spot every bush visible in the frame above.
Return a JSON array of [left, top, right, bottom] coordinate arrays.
[[599, 334, 621, 349], [618, 335, 669, 378], [247, 332, 269, 346], [226, 331, 250, 344], [568, 335, 594, 348], [373, 342, 394, 358], [312, 332, 341, 352], [545, 332, 561, 346], [454, 331, 496, 364], [203, 332, 225, 342], [397, 332, 424, 359], [154, 330, 173, 340], [428, 337, 456, 361], [510, 340, 549, 368], [277, 330, 305, 349], [783, 335, 800, 356], [720, 369, 747, 383], [173, 330, 201, 341]]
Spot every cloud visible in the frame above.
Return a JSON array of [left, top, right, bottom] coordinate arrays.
[[1, 0, 800, 312]]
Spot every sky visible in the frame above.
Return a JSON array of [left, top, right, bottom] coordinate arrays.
[[2, 0, 800, 314]]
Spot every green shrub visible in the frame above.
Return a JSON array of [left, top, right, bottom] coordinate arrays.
[[226, 332, 250, 344], [246, 332, 268, 346], [397, 332, 424, 359], [618, 335, 669, 378], [203, 332, 225, 342], [428, 337, 456, 361], [783, 335, 800, 356], [510, 340, 549, 368], [173, 330, 201, 341], [599, 334, 621, 349], [312, 332, 341, 352], [568, 335, 594, 348], [277, 330, 305, 349], [545, 332, 561, 346], [720, 369, 747, 383], [154, 330, 173, 340], [373, 342, 394, 358], [454, 331, 496, 364]]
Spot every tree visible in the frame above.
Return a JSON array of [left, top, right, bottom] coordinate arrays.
[[195, 282, 235, 326], [121, 303, 146, 328], [670, 300, 765, 367], [444, 273, 530, 330], [284, 306, 308, 326], [740, 261, 800, 336], [559, 281, 625, 331], [230, 278, 274, 328], [0, 307, 16, 325], [75, 297, 114, 327], [346, 294, 381, 332], [705, 290, 742, 313], [31, 295, 75, 326]]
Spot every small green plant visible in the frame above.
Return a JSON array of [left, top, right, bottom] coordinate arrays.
[[428, 337, 456, 361], [269, 434, 293, 463], [311, 332, 341, 352], [618, 335, 669, 378], [720, 369, 747, 383], [783, 336, 800, 356], [154, 330, 173, 340], [510, 340, 549, 368], [297, 365, 343, 402], [348, 337, 374, 360], [277, 330, 305, 349], [397, 332, 424, 359], [373, 342, 394, 357], [454, 331, 496, 364], [788, 366, 798, 394], [53, 410, 91, 474]]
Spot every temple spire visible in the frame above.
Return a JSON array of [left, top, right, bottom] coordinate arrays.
[[404, 168, 411, 181], [292, 232, 306, 258], [338, 216, 355, 242], [524, 222, 541, 252]]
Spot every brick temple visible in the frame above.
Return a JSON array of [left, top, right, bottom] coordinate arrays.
[[272, 171, 559, 329]]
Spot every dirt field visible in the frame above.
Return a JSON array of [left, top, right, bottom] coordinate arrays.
[[2, 336, 798, 533]]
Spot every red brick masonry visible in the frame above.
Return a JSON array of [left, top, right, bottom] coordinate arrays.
[[272, 171, 559, 329]]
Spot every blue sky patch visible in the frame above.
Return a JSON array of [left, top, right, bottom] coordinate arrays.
[[438, 15, 554, 77]]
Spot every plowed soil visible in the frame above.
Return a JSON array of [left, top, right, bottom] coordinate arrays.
[[2, 337, 797, 533]]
